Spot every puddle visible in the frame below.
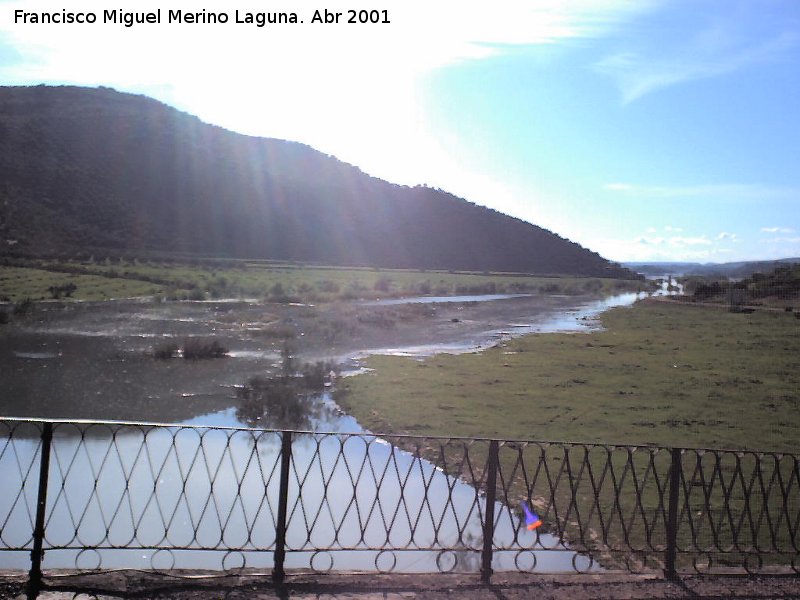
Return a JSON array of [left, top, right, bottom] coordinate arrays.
[[12, 351, 61, 359], [363, 293, 531, 306], [227, 350, 280, 360]]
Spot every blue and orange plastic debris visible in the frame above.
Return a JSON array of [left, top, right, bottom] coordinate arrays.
[[520, 500, 542, 530]]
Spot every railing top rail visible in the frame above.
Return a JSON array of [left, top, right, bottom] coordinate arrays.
[[1, 415, 796, 456]]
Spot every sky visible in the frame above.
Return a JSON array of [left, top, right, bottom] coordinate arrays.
[[1, 0, 799, 263]]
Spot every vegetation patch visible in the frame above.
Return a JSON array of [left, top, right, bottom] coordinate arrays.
[[0, 257, 649, 304], [336, 300, 800, 565], [181, 338, 228, 359], [682, 263, 800, 308], [0, 265, 165, 301], [236, 346, 338, 429], [337, 300, 800, 451], [151, 338, 228, 360]]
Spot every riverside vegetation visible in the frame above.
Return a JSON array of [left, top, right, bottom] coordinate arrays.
[[0, 255, 643, 304], [336, 299, 800, 451], [335, 298, 800, 566], [4, 253, 797, 567]]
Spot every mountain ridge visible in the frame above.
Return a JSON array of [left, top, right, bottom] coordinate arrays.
[[624, 258, 800, 279], [0, 85, 636, 278]]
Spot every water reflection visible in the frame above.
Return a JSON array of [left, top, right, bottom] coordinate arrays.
[[236, 380, 327, 430], [0, 420, 589, 573], [1, 290, 668, 572], [363, 293, 532, 306]]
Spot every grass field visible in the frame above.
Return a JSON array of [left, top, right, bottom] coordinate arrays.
[[0, 257, 646, 303], [0, 266, 166, 301], [335, 300, 800, 567], [337, 300, 800, 452]]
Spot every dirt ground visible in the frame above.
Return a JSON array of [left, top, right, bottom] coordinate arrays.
[[2, 571, 800, 600], [288, 293, 605, 363]]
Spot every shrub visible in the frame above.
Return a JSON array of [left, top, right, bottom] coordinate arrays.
[[267, 282, 300, 304], [47, 283, 77, 299], [13, 298, 34, 315], [0, 310, 8, 325], [182, 338, 228, 359], [153, 341, 179, 359], [296, 282, 314, 295], [373, 277, 392, 293], [280, 341, 296, 378], [300, 361, 338, 390], [582, 279, 604, 293], [316, 280, 340, 294], [261, 322, 297, 339], [693, 281, 724, 300], [541, 283, 561, 293]]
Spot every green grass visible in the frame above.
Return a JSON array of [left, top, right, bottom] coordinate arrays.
[[0, 266, 166, 301], [335, 300, 800, 568], [337, 300, 800, 452], [0, 258, 647, 303]]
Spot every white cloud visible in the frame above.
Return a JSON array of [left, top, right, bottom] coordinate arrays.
[[761, 226, 795, 233], [717, 231, 737, 241], [595, 15, 799, 103], [635, 236, 665, 245], [604, 182, 799, 201], [668, 236, 712, 247], [664, 225, 683, 232], [0, 1, 653, 91], [597, 235, 739, 262], [0, 0, 655, 194], [635, 231, 711, 245]]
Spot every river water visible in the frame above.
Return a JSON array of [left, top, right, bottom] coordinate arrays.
[[0, 281, 676, 572]]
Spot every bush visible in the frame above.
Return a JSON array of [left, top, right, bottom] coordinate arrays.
[[582, 279, 604, 293], [182, 338, 228, 359], [373, 277, 392, 293], [261, 322, 297, 339], [47, 283, 77, 299], [300, 360, 338, 390], [13, 298, 34, 315], [152, 341, 179, 359], [316, 280, 340, 294], [693, 281, 724, 300], [0, 310, 8, 325], [541, 283, 561, 293]]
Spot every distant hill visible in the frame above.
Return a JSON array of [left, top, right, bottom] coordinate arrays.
[[686, 263, 800, 305], [0, 85, 635, 278], [625, 258, 800, 280]]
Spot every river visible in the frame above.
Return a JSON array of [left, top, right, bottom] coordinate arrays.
[[0, 282, 676, 573]]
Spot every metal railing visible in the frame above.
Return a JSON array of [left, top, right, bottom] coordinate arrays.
[[1, 418, 798, 598]]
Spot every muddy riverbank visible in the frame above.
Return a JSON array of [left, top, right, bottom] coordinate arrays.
[[0, 292, 634, 423], [2, 570, 798, 600]]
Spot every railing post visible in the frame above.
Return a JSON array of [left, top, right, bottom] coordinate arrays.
[[481, 440, 499, 584], [27, 422, 53, 600], [664, 447, 681, 579], [272, 431, 292, 583]]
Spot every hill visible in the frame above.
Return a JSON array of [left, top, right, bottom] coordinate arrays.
[[0, 85, 635, 278], [625, 258, 800, 279], [685, 263, 800, 306]]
